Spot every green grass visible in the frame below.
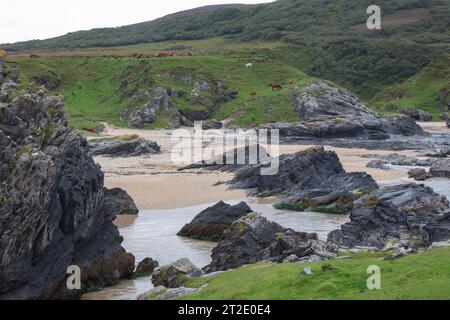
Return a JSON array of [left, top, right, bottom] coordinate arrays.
[[175, 248, 450, 300], [7, 54, 309, 129], [371, 56, 450, 119]]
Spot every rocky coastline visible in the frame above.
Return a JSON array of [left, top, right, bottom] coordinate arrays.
[[0, 77, 137, 299]]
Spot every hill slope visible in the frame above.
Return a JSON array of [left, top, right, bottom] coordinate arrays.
[[4, 0, 450, 50], [5, 55, 311, 130], [3, 0, 450, 99], [371, 55, 450, 118]]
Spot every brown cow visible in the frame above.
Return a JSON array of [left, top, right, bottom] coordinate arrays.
[[288, 80, 294, 85], [271, 83, 282, 90], [250, 91, 257, 98], [30, 53, 41, 58]]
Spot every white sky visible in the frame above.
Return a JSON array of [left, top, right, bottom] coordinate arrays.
[[0, 0, 273, 44]]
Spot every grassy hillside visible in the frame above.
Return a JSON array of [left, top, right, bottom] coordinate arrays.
[[3, 0, 450, 101], [6, 54, 310, 130], [371, 56, 450, 118], [167, 248, 450, 300], [4, 0, 450, 50]]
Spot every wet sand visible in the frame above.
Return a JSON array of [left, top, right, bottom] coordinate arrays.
[[94, 123, 425, 211]]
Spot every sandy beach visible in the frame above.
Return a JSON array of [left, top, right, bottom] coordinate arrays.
[[94, 123, 440, 211]]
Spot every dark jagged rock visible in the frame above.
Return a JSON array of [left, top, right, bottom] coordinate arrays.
[[408, 168, 432, 181], [89, 135, 160, 157], [328, 184, 450, 250], [430, 159, 450, 178], [180, 145, 270, 173], [401, 107, 432, 122], [178, 201, 252, 241], [0, 92, 135, 299], [152, 258, 202, 288], [135, 258, 159, 278], [281, 172, 378, 214], [366, 160, 389, 170], [365, 153, 438, 168], [121, 87, 174, 128], [204, 213, 334, 273], [103, 188, 139, 215], [229, 147, 378, 214], [263, 82, 426, 142]]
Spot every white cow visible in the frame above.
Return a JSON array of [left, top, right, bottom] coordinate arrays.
[[245, 63, 253, 69]]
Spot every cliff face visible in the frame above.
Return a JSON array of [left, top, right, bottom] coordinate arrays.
[[0, 87, 135, 299]]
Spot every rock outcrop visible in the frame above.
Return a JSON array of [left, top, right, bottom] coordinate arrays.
[[89, 135, 160, 158], [0, 90, 135, 299], [328, 184, 450, 250], [263, 82, 426, 140], [401, 107, 432, 122], [135, 258, 159, 278], [204, 213, 334, 273], [229, 147, 378, 214], [121, 87, 175, 128], [408, 168, 432, 181], [178, 201, 253, 241], [181, 145, 270, 173], [152, 258, 202, 288], [102, 188, 139, 215], [430, 159, 450, 178]]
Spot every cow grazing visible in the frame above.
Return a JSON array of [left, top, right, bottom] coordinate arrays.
[[250, 91, 257, 98], [288, 80, 294, 85], [246, 63, 253, 68], [271, 83, 282, 90], [30, 53, 41, 58]]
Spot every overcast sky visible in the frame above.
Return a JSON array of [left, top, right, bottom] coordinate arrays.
[[0, 0, 273, 44]]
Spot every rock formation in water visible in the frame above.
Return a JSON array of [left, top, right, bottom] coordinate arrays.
[[229, 147, 378, 214], [328, 184, 450, 250], [135, 258, 159, 278], [103, 188, 139, 215], [178, 201, 253, 241], [264, 82, 426, 140], [204, 213, 334, 273], [89, 135, 160, 158], [0, 83, 136, 299]]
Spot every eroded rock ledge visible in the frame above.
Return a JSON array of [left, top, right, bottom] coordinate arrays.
[[0, 90, 136, 299]]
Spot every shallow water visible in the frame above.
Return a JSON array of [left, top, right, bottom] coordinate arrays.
[[82, 199, 348, 300]]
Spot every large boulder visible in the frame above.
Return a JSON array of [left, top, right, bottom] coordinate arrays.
[[229, 147, 378, 214], [135, 258, 159, 278], [89, 135, 160, 158], [121, 87, 174, 128], [264, 82, 425, 139], [0, 92, 135, 299], [102, 188, 139, 216], [328, 184, 450, 250], [181, 145, 270, 173], [178, 201, 253, 241], [152, 258, 202, 288], [430, 159, 450, 178], [204, 213, 333, 273], [401, 107, 432, 122]]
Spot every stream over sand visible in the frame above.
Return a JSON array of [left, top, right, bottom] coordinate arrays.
[[83, 122, 450, 300], [82, 199, 349, 300]]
